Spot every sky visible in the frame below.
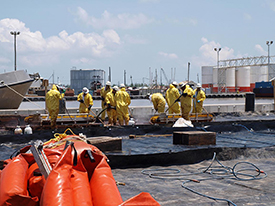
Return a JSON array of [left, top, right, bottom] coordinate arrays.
[[0, 0, 275, 86]]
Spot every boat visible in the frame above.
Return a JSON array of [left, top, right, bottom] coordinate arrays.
[[0, 129, 160, 205], [0, 70, 33, 109]]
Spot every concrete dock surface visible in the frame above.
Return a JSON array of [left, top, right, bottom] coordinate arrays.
[[113, 147, 275, 205]]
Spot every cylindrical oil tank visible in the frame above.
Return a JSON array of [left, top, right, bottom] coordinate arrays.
[[225, 67, 235, 92], [236, 67, 250, 92], [201, 66, 213, 88], [250, 66, 268, 90], [212, 67, 218, 93]]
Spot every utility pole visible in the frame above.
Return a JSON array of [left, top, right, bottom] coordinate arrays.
[[124, 70, 126, 85], [130, 75, 133, 86], [108, 67, 111, 82], [149, 67, 152, 87], [155, 69, 158, 86], [187, 62, 190, 82], [160, 68, 162, 86], [10, 31, 20, 71], [214, 47, 222, 93], [267, 41, 273, 80]]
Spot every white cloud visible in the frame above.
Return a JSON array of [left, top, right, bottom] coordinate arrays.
[[0, 18, 121, 72], [266, 0, 275, 12], [74, 8, 154, 30], [192, 37, 235, 67], [158, 52, 178, 59], [255, 44, 267, 55], [243, 13, 252, 20]]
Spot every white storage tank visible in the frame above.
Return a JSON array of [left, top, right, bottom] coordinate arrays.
[[225, 67, 235, 92], [250, 66, 268, 90], [212, 67, 218, 93], [236, 67, 250, 92], [201, 66, 213, 88], [268, 64, 275, 80]]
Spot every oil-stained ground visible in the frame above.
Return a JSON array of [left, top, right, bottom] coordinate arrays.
[[113, 147, 275, 205]]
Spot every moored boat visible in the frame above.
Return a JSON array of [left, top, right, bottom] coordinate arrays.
[[0, 70, 33, 109]]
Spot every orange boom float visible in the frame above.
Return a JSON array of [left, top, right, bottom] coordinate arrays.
[[0, 129, 160, 206]]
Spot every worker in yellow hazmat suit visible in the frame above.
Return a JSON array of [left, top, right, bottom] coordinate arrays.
[[77, 87, 93, 113], [116, 84, 131, 125], [179, 82, 194, 120], [192, 83, 206, 114], [147, 93, 166, 113], [165, 81, 180, 114], [100, 81, 112, 120], [46, 84, 63, 130], [105, 86, 119, 125]]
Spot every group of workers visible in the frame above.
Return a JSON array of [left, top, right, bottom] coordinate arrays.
[[46, 82, 131, 129], [100, 82, 131, 126], [45, 80, 205, 130], [147, 81, 206, 121]]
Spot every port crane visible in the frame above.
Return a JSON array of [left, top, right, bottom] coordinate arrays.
[[160, 68, 170, 85]]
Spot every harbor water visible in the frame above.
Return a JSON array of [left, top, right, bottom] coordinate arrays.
[[18, 98, 274, 110]]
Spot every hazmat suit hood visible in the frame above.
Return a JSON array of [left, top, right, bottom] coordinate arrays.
[[51, 84, 58, 91], [169, 84, 175, 89], [120, 87, 126, 92]]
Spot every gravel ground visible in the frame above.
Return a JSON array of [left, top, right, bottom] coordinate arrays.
[[112, 148, 275, 206]]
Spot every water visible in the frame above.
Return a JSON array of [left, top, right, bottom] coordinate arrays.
[[18, 98, 274, 110]]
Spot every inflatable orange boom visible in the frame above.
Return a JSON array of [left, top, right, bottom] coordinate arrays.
[[0, 129, 160, 206]]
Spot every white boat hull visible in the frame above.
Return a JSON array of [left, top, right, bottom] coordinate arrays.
[[0, 70, 33, 109]]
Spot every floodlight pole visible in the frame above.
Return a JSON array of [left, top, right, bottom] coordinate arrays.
[[10, 31, 20, 71]]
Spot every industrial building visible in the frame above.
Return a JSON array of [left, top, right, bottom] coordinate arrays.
[[201, 56, 275, 93], [70, 68, 106, 95]]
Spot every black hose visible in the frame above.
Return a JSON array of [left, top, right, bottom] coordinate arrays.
[[95, 107, 107, 122], [141, 152, 267, 205]]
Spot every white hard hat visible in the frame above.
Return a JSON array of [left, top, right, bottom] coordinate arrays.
[[179, 82, 187, 88], [197, 83, 201, 88], [172, 81, 178, 85], [113, 86, 119, 91], [82, 87, 89, 94], [106, 81, 111, 86], [120, 83, 125, 88]]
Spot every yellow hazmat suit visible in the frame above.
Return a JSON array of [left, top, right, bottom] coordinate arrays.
[[100, 86, 112, 120], [116, 88, 131, 125], [192, 88, 206, 113], [165, 84, 180, 114], [151, 93, 166, 113], [46, 84, 62, 129], [77, 92, 94, 113], [105, 91, 117, 125], [180, 85, 194, 120]]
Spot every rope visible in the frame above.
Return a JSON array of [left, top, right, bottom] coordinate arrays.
[[3, 82, 46, 110], [43, 128, 87, 149], [141, 152, 267, 206]]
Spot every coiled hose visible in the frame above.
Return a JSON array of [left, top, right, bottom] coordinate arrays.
[[141, 152, 267, 206]]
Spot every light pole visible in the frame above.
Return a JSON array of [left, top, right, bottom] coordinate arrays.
[[214, 47, 222, 93], [214, 47, 221, 68], [10, 31, 20, 71], [266, 41, 273, 67]]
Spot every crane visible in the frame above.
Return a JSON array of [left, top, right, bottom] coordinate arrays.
[[160, 68, 170, 85]]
